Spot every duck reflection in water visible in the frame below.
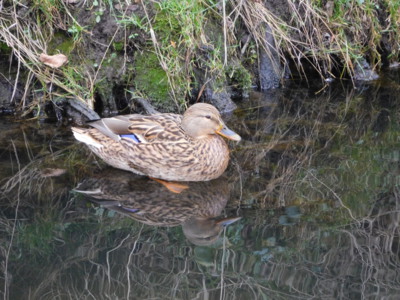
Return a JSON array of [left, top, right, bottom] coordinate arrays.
[[74, 169, 241, 246]]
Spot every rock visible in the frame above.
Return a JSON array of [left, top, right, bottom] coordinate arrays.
[[259, 23, 281, 90], [204, 87, 237, 113], [0, 74, 21, 115], [354, 58, 379, 81], [67, 98, 100, 121]]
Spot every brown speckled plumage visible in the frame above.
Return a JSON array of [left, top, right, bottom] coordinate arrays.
[[71, 103, 241, 181], [74, 169, 241, 245]]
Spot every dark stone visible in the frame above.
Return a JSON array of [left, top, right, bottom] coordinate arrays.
[[204, 87, 237, 114], [259, 24, 282, 90], [354, 58, 379, 81], [192, 46, 237, 113], [67, 98, 100, 121]]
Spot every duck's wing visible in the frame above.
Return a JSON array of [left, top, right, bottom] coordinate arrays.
[[88, 114, 184, 143], [127, 114, 184, 143], [88, 115, 134, 142]]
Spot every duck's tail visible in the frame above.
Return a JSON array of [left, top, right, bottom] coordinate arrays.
[[71, 127, 103, 148]]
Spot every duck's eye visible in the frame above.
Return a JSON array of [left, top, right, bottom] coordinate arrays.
[[205, 115, 211, 119]]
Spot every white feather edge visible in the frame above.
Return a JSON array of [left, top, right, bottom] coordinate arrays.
[[72, 130, 103, 149], [73, 188, 102, 195]]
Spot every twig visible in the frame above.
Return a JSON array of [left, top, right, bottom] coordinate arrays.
[[307, 169, 359, 223], [222, 0, 227, 66], [126, 224, 144, 299], [219, 227, 227, 300]]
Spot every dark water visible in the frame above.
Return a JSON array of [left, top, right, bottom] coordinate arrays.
[[1, 73, 400, 299]]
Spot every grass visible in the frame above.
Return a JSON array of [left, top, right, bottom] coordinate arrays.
[[0, 0, 400, 114]]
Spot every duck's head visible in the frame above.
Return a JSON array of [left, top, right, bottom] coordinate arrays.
[[182, 103, 241, 141]]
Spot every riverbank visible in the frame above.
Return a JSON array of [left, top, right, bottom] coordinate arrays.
[[0, 0, 399, 119]]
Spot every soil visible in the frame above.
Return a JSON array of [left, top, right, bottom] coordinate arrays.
[[0, 0, 395, 121]]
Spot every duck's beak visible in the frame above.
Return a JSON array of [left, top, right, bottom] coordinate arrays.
[[216, 123, 241, 141]]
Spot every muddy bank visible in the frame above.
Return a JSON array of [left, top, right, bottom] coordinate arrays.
[[0, 0, 399, 120]]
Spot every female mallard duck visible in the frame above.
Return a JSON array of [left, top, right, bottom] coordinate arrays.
[[71, 103, 241, 181], [74, 169, 241, 245]]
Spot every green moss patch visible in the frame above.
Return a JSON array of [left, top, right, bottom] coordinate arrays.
[[134, 51, 171, 107]]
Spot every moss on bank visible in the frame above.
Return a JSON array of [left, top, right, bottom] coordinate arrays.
[[0, 0, 399, 116], [134, 51, 172, 110]]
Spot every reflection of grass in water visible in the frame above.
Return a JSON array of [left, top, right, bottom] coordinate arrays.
[[230, 82, 400, 232], [225, 91, 400, 298], [231, 90, 348, 209], [224, 84, 400, 298], [2, 83, 400, 298], [2, 165, 48, 203], [0, 129, 93, 297], [3, 193, 152, 299], [13, 222, 282, 300], [18, 220, 56, 257], [1, 143, 92, 205], [234, 189, 400, 298], [16, 198, 400, 300]]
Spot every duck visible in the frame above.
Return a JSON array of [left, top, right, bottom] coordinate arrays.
[[74, 169, 241, 246], [71, 103, 241, 181]]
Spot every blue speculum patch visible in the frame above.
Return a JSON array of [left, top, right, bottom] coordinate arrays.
[[120, 134, 140, 143]]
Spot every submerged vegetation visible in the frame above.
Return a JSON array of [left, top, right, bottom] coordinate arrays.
[[1, 74, 400, 298], [0, 0, 399, 116]]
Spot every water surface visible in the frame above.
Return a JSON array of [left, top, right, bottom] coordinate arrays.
[[1, 74, 399, 299]]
